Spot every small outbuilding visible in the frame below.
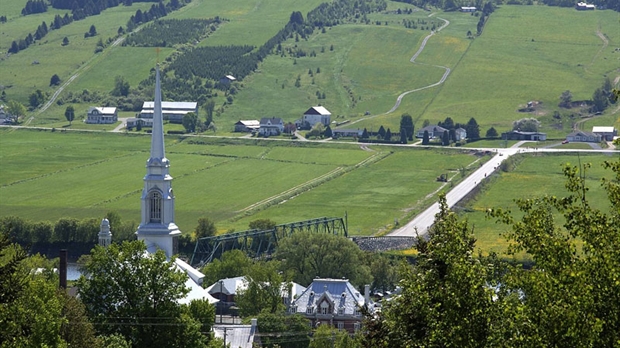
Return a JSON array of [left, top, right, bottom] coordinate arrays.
[[592, 126, 617, 141], [234, 120, 260, 132]]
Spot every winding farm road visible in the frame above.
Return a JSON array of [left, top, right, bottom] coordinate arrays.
[[347, 16, 451, 127]]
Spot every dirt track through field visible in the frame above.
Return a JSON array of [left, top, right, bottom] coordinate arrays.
[[346, 16, 451, 127]]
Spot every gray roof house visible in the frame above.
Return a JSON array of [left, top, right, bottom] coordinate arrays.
[[289, 278, 373, 333], [416, 125, 448, 139], [566, 130, 602, 143]]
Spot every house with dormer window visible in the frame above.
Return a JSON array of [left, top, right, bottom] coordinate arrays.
[[259, 117, 284, 136], [289, 278, 373, 334]]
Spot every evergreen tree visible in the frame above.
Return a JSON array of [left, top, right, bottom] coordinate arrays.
[[378, 125, 386, 138], [465, 117, 480, 140], [422, 130, 430, 145]]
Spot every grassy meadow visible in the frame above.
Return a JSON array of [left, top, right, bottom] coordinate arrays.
[[0, 128, 486, 236], [459, 152, 620, 256]]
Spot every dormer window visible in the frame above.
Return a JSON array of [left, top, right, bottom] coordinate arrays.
[[306, 306, 314, 314], [148, 191, 162, 223], [320, 301, 330, 314], [338, 307, 344, 315]]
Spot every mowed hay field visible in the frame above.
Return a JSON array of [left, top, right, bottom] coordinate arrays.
[[459, 152, 620, 256], [420, 5, 620, 138], [0, 128, 486, 236]]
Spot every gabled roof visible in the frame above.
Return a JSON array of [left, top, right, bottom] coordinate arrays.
[[260, 117, 283, 125], [291, 278, 370, 315], [418, 125, 448, 134], [567, 130, 596, 137], [304, 106, 331, 116], [235, 120, 260, 127], [592, 126, 615, 133], [205, 276, 247, 296], [88, 106, 117, 115]]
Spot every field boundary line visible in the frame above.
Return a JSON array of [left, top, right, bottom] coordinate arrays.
[[231, 151, 392, 219]]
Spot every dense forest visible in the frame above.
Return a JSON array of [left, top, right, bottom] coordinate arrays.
[[123, 18, 219, 47]]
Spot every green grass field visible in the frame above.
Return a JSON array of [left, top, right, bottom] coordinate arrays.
[[459, 152, 620, 255], [3, 2, 618, 136], [0, 128, 485, 236]]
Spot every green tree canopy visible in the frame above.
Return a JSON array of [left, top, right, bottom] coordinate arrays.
[[77, 240, 210, 347], [50, 73, 61, 86], [195, 217, 216, 239], [485, 126, 498, 138], [6, 100, 26, 122], [64, 105, 75, 125], [236, 260, 286, 317], [111, 75, 130, 97], [182, 112, 199, 133], [400, 114, 414, 140], [200, 249, 253, 286], [275, 232, 372, 288], [465, 117, 480, 140]]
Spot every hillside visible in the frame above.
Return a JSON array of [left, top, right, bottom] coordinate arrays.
[[1, 1, 618, 137]]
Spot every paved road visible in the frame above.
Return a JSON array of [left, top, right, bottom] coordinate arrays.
[[111, 118, 128, 132], [388, 145, 618, 237]]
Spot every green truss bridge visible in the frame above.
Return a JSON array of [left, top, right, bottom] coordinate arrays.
[[190, 216, 348, 266]]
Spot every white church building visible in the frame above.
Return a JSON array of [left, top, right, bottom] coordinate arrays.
[[99, 66, 216, 305]]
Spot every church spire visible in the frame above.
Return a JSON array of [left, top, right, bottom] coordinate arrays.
[[136, 64, 180, 259], [150, 65, 165, 163]]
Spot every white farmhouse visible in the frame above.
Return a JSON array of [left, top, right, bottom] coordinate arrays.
[[298, 106, 331, 130], [85, 107, 117, 124]]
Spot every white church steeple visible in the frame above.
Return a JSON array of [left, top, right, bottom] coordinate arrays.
[[136, 65, 181, 258]]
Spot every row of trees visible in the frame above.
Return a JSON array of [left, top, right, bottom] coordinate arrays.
[[559, 77, 616, 113], [124, 18, 218, 47], [363, 159, 620, 347], [0, 212, 137, 246]]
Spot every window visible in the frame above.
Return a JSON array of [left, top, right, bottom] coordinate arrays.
[[306, 306, 314, 314], [338, 307, 344, 315], [148, 191, 162, 223], [289, 306, 297, 313], [320, 301, 330, 314], [354, 322, 360, 332], [354, 309, 361, 316], [337, 322, 344, 330]]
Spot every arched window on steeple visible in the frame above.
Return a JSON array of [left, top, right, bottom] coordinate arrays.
[[148, 190, 162, 223]]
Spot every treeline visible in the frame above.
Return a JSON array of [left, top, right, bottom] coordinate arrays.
[[0, 214, 137, 245], [21, 0, 48, 15], [8, 21, 51, 54], [125, 0, 187, 31], [123, 18, 219, 47]]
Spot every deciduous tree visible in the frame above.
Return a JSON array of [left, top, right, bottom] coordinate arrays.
[[64, 105, 75, 125]]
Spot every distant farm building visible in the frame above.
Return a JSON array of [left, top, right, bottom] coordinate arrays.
[[592, 126, 617, 141], [126, 118, 146, 129], [566, 130, 601, 143], [297, 106, 331, 130], [139, 101, 197, 124], [455, 127, 467, 141], [234, 120, 260, 132], [575, 2, 595, 10], [502, 130, 547, 141], [219, 75, 236, 85], [259, 117, 284, 136], [85, 107, 117, 124], [416, 125, 448, 139], [461, 6, 476, 12], [332, 128, 363, 139]]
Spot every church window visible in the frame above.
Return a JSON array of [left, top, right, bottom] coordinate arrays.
[[149, 191, 162, 223]]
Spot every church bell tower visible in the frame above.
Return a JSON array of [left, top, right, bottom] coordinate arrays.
[[136, 65, 181, 258]]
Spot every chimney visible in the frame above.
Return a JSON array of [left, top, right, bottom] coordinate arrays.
[[364, 284, 370, 305], [59, 249, 67, 289]]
